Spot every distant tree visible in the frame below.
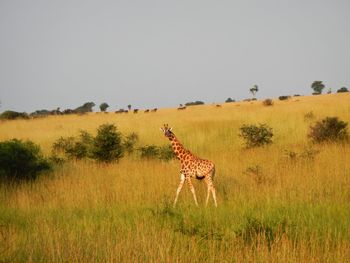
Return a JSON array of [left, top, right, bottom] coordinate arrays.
[[249, 85, 259, 98], [279, 96, 291, 101], [63, 109, 76, 115], [311, 81, 325, 95], [128, 104, 131, 111], [337, 87, 349, 93], [0, 110, 29, 120], [99, 102, 109, 112], [30, 109, 51, 118], [185, 101, 205, 106], [225, 97, 235, 103], [75, 102, 95, 113]]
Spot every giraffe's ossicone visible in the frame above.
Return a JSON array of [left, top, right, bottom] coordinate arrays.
[[160, 124, 217, 207]]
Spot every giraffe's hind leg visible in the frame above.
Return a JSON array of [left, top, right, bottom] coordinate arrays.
[[205, 170, 217, 207], [173, 173, 185, 207]]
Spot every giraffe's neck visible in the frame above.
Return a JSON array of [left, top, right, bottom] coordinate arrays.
[[168, 134, 192, 161]]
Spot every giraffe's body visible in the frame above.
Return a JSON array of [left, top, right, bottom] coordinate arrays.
[[161, 124, 217, 207]]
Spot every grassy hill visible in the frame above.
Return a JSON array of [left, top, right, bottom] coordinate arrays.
[[1, 93, 350, 262]]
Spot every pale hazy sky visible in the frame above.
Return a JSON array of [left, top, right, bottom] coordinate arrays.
[[0, 0, 349, 112]]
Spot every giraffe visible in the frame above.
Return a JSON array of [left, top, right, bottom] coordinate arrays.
[[160, 124, 217, 207]]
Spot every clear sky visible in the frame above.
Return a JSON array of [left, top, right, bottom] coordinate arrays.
[[0, 0, 349, 112]]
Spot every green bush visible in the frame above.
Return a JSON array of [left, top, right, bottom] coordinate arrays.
[[139, 145, 159, 159], [52, 131, 93, 159], [0, 139, 51, 181], [239, 124, 273, 148], [308, 117, 348, 143], [158, 145, 176, 161], [52, 124, 124, 162], [139, 145, 175, 161], [92, 124, 123, 162], [0, 110, 29, 120], [123, 133, 139, 154]]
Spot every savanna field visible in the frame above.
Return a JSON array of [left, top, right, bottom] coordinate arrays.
[[1, 93, 350, 262]]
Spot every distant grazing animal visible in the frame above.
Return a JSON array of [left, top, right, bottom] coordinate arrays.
[[144, 109, 150, 113], [177, 106, 186, 110], [151, 108, 157, 112], [133, 109, 139, 113], [115, 109, 126, 114], [215, 104, 222, 107], [160, 124, 217, 207]]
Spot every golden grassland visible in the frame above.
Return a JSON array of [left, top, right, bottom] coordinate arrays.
[[1, 93, 350, 262]]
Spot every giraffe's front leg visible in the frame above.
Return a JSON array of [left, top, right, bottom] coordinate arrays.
[[186, 177, 199, 206], [205, 175, 217, 207], [173, 173, 185, 207]]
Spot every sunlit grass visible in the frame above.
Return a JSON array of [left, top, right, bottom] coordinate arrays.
[[1, 93, 350, 262]]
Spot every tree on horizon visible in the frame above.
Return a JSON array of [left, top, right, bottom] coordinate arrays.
[[250, 85, 259, 98], [311, 81, 325, 94], [99, 103, 109, 112]]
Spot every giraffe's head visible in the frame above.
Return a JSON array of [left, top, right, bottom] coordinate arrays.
[[160, 124, 174, 138]]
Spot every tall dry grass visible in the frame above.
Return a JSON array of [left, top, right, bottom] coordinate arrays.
[[1, 93, 350, 262]]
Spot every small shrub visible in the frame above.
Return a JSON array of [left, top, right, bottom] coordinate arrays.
[[262, 99, 273, 106], [299, 147, 320, 161], [284, 147, 320, 162], [244, 165, 266, 184], [52, 136, 76, 158], [284, 150, 297, 161], [0, 139, 51, 181], [0, 111, 29, 120], [239, 124, 273, 148], [92, 124, 124, 162], [236, 215, 287, 249], [123, 133, 139, 154], [308, 117, 348, 143], [52, 124, 125, 162], [158, 145, 176, 161], [52, 131, 93, 159], [139, 145, 159, 159], [139, 145, 175, 161], [304, 111, 315, 121], [278, 96, 290, 101]]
